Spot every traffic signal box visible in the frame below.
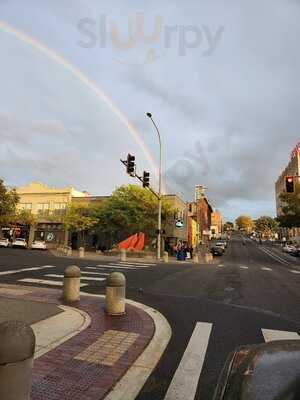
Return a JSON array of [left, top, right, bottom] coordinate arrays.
[[143, 171, 150, 188], [286, 176, 294, 193], [126, 154, 135, 176]]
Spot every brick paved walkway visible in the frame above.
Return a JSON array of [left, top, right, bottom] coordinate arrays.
[[0, 285, 155, 400]]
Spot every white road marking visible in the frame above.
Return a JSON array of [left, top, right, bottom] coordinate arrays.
[[240, 266, 248, 270], [260, 247, 290, 265], [81, 271, 109, 276], [290, 269, 300, 274], [46, 274, 106, 282], [19, 278, 88, 287], [0, 265, 56, 276], [262, 328, 300, 342], [96, 264, 137, 270], [218, 264, 224, 267], [261, 267, 272, 271], [118, 262, 154, 267], [164, 322, 212, 400]]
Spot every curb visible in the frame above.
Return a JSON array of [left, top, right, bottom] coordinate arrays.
[[80, 292, 172, 400], [32, 304, 91, 359]]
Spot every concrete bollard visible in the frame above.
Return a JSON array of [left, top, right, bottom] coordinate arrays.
[[67, 247, 72, 257], [193, 253, 199, 263], [79, 247, 85, 258], [120, 248, 126, 262], [106, 272, 126, 316], [0, 321, 35, 400], [163, 251, 169, 263], [63, 265, 81, 303]]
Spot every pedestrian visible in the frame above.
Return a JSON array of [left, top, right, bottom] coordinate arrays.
[[190, 246, 194, 259]]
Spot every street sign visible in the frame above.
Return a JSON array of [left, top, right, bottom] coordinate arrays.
[[175, 220, 184, 228]]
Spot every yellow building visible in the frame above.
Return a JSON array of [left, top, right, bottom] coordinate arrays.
[[15, 182, 89, 246]]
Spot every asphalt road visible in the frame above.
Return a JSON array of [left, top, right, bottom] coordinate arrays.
[[0, 235, 300, 399]]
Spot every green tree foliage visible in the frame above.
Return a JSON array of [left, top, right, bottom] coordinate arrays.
[[92, 185, 173, 243], [63, 204, 98, 246], [255, 216, 278, 237], [235, 215, 254, 232], [223, 221, 234, 231], [278, 182, 300, 227], [0, 179, 19, 224]]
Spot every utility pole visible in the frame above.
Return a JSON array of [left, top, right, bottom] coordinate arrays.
[[146, 113, 162, 260]]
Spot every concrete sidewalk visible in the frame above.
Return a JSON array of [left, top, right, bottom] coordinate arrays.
[[0, 283, 171, 400]]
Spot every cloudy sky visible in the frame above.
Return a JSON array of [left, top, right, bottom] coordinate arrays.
[[1, 0, 300, 221]]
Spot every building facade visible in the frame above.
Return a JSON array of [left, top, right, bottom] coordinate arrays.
[[211, 210, 222, 238], [275, 144, 300, 217], [163, 194, 188, 251], [13, 182, 89, 247]]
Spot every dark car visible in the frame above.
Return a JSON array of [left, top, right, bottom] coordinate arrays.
[[213, 340, 300, 400], [211, 246, 224, 256]]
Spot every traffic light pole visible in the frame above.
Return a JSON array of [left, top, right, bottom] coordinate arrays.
[[146, 113, 162, 261]]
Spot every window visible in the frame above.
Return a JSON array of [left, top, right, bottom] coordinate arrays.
[[54, 203, 67, 210], [20, 203, 32, 211], [37, 203, 49, 211], [37, 203, 49, 217], [53, 203, 67, 216]]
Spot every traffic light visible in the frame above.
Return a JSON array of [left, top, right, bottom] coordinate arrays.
[[143, 171, 150, 188], [126, 154, 135, 176], [286, 176, 294, 193]]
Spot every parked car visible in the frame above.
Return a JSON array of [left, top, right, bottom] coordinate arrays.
[[215, 241, 226, 251], [31, 240, 47, 250], [282, 244, 297, 254], [211, 246, 224, 256], [0, 238, 10, 248], [12, 238, 27, 249], [219, 240, 228, 248]]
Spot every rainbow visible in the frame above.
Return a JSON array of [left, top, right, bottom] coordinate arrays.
[[0, 20, 159, 178]]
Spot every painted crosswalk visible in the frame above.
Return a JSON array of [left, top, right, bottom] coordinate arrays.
[[163, 322, 300, 400], [0, 265, 56, 276], [46, 274, 106, 282], [19, 278, 88, 287], [262, 328, 300, 342], [164, 322, 212, 400]]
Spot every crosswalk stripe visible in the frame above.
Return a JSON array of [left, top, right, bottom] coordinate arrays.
[[97, 264, 137, 270], [46, 274, 106, 282], [261, 267, 272, 271], [262, 328, 300, 342], [290, 269, 300, 274], [164, 322, 212, 400], [240, 266, 248, 269], [118, 262, 154, 267], [0, 265, 56, 276], [81, 271, 109, 276], [19, 278, 88, 287]]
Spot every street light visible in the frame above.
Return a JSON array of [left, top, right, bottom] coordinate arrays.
[[146, 112, 163, 260]]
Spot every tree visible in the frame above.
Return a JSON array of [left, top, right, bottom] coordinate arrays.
[[235, 215, 254, 233], [223, 221, 234, 232], [63, 205, 98, 247], [278, 182, 300, 227], [255, 216, 278, 237], [0, 179, 19, 225], [92, 185, 173, 245]]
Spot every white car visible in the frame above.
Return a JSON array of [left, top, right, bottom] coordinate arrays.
[[31, 240, 47, 250], [282, 245, 297, 254], [0, 238, 10, 248], [12, 238, 27, 249]]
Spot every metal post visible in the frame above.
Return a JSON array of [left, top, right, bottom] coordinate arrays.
[[147, 113, 163, 260]]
